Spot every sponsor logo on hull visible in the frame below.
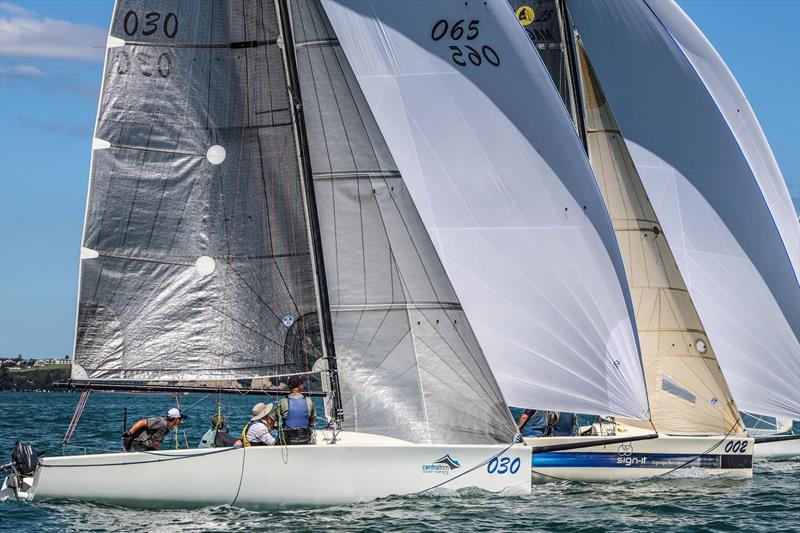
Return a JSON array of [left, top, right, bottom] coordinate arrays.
[[532, 452, 752, 469], [421, 454, 461, 475]]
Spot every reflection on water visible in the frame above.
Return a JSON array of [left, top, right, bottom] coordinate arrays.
[[1, 392, 797, 532]]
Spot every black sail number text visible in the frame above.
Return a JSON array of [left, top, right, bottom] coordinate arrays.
[[123, 11, 178, 38], [115, 50, 172, 78], [431, 19, 500, 68]]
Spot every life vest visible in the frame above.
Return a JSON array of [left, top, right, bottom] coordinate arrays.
[[241, 421, 255, 447], [284, 396, 311, 429], [241, 420, 272, 447]]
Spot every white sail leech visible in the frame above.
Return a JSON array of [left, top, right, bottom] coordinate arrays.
[[322, 0, 649, 420], [643, 0, 799, 283], [569, 0, 800, 419]]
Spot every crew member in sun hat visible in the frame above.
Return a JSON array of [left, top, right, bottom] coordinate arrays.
[[241, 402, 276, 447], [122, 407, 187, 451]]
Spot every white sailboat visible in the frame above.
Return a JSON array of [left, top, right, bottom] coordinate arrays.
[[568, 0, 799, 461], [1, 0, 533, 507]]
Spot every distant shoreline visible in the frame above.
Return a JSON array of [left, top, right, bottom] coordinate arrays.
[[0, 364, 70, 391]]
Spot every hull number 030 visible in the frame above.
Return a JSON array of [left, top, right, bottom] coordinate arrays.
[[487, 456, 521, 474], [724, 440, 748, 454]]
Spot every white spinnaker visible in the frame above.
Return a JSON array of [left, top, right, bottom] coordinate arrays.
[[322, 0, 649, 419], [569, 0, 800, 419], [645, 0, 799, 282]]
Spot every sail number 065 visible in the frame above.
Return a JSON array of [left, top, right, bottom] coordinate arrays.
[[430, 19, 500, 67], [487, 456, 521, 474]]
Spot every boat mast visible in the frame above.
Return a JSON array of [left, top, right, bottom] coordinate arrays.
[[275, 0, 344, 425], [557, 0, 587, 150]]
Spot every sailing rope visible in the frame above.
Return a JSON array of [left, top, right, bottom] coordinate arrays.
[[62, 390, 91, 445]]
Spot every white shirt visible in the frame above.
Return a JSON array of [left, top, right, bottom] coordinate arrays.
[[246, 420, 276, 446]]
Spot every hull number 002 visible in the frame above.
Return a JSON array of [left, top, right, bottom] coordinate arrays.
[[724, 440, 748, 454], [487, 456, 521, 474]]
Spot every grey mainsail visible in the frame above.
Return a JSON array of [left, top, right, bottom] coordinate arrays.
[[74, 1, 328, 384], [289, 0, 516, 444], [72, 0, 516, 445]]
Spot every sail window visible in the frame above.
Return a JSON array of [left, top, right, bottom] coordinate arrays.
[[206, 145, 226, 165], [661, 375, 696, 404], [194, 256, 216, 276]]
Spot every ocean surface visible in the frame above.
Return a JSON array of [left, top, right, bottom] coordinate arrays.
[[1, 391, 797, 532]]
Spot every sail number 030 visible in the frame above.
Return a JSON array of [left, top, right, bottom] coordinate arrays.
[[430, 19, 500, 67], [123, 11, 178, 39], [487, 456, 521, 474]]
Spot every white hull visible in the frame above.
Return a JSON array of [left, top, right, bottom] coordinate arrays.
[[753, 439, 800, 461], [525, 425, 753, 482], [2, 431, 530, 508]]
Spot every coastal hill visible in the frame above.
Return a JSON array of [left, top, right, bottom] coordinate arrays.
[[0, 357, 71, 391]]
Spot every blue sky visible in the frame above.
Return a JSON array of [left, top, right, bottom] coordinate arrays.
[[1, 0, 798, 358]]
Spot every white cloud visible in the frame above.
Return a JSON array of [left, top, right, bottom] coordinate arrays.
[[0, 63, 45, 78], [0, 2, 105, 62]]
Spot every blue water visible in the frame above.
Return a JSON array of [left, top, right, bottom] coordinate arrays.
[[1, 392, 798, 532]]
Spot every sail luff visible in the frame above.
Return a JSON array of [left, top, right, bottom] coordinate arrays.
[[276, 0, 344, 422], [71, 0, 119, 378]]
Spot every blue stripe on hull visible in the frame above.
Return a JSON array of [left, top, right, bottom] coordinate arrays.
[[533, 452, 726, 469]]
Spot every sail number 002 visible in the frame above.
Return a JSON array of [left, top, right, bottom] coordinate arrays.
[[431, 19, 500, 67], [487, 456, 521, 474]]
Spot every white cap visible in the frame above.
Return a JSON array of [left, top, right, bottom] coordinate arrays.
[[167, 408, 185, 420]]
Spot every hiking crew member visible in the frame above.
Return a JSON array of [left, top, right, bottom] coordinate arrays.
[[199, 414, 242, 448], [242, 402, 276, 447], [122, 408, 186, 451], [276, 375, 316, 445]]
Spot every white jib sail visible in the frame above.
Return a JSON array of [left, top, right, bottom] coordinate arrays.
[[569, 0, 800, 419], [321, 0, 649, 419], [644, 0, 799, 282]]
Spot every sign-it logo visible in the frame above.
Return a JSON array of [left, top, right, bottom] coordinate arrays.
[[616, 443, 648, 466], [421, 454, 461, 475]]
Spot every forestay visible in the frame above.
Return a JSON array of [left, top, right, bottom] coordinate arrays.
[[321, 0, 649, 419], [288, 0, 516, 444], [74, 1, 327, 383], [569, 0, 800, 419]]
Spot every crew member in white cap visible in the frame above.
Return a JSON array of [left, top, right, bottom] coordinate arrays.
[[122, 407, 187, 451]]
